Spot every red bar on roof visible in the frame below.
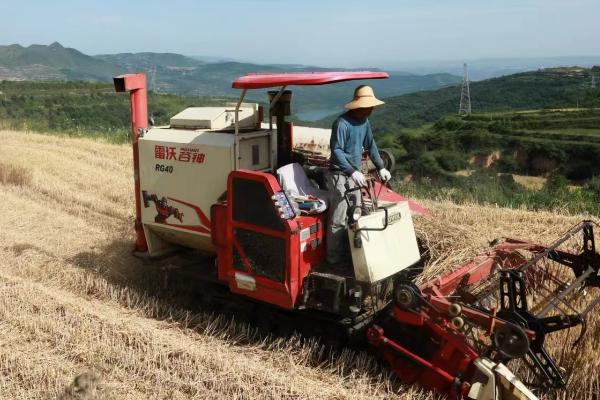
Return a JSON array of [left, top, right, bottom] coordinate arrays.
[[232, 71, 389, 89]]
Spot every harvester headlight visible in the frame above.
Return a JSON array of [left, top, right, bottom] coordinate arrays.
[[349, 206, 362, 223]]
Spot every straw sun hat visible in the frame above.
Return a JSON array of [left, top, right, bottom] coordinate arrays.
[[344, 85, 385, 110]]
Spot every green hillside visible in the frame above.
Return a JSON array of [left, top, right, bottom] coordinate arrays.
[[326, 67, 600, 216], [395, 109, 600, 179], [383, 108, 600, 216], [378, 68, 600, 129], [96, 52, 205, 69], [1, 79, 598, 216], [0, 80, 230, 142], [0, 42, 119, 81], [310, 67, 600, 131]]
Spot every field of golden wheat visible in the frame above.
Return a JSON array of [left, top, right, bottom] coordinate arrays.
[[0, 130, 598, 399]]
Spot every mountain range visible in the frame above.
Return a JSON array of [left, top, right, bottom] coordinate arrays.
[[384, 56, 600, 81], [3, 42, 597, 121], [0, 42, 119, 81], [0, 42, 461, 117]]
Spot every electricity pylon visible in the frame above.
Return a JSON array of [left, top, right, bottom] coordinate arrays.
[[150, 65, 158, 93], [459, 63, 472, 115]]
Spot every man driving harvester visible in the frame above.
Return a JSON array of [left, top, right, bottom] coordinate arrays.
[[326, 85, 391, 266]]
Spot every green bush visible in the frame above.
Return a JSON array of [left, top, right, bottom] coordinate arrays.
[[433, 150, 469, 172], [395, 171, 600, 217], [433, 115, 463, 131], [585, 176, 600, 200], [488, 120, 510, 134], [376, 134, 407, 161], [410, 153, 444, 177], [493, 156, 520, 173], [543, 175, 570, 192], [0, 80, 230, 143]]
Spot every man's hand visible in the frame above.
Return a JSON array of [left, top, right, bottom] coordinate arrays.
[[351, 170, 367, 187], [379, 168, 392, 182]]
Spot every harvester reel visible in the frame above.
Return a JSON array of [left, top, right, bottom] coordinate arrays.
[[495, 270, 578, 388]]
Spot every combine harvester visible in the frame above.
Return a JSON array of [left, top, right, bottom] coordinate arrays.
[[114, 71, 600, 399]]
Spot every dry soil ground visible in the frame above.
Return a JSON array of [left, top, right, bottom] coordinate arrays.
[[0, 130, 598, 399]]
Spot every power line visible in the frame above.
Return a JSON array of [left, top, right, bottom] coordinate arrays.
[[459, 63, 472, 115]]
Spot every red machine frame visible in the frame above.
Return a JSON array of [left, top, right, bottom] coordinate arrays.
[[212, 170, 326, 309], [368, 221, 600, 395], [114, 74, 149, 253]]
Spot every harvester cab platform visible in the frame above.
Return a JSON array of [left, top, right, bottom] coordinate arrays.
[[115, 71, 600, 400]]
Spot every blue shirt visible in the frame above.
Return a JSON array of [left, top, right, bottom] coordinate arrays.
[[329, 112, 384, 176]]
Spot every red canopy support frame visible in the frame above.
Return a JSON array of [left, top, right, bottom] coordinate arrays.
[[231, 71, 389, 89], [231, 71, 389, 167]]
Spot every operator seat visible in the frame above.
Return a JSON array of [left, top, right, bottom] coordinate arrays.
[[276, 163, 328, 211]]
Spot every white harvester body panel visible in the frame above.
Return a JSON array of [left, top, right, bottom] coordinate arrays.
[[138, 117, 272, 256], [171, 105, 258, 130], [467, 358, 538, 400], [350, 201, 421, 283], [291, 125, 331, 155], [288, 124, 381, 170]]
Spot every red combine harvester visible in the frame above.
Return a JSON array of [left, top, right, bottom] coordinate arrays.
[[114, 71, 600, 399]]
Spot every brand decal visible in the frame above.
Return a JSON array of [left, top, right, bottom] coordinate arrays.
[[141, 190, 211, 234], [155, 164, 174, 173], [154, 145, 206, 164], [384, 212, 402, 225]]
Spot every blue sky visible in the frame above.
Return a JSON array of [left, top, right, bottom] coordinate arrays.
[[2, 0, 599, 67]]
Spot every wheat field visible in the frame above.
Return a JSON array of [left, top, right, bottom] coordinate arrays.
[[0, 130, 598, 399]]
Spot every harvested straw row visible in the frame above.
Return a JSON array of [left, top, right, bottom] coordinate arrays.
[[0, 130, 598, 399]]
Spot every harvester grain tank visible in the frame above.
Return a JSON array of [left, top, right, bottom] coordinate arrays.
[[115, 71, 600, 399]]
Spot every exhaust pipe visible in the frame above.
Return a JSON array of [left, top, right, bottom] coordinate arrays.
[[114, 73, 148, 253]]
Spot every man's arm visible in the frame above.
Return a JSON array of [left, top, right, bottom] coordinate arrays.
[[363, 121, 385, 170], [330, 120, 356, 176]]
